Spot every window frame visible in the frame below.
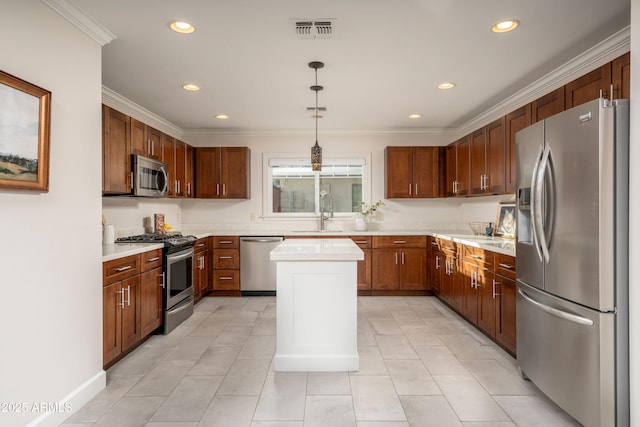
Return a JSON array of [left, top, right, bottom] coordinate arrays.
[[262, 152, 371, 219]]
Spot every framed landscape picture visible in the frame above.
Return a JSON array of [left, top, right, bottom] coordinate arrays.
[[0, 70, 51, 192], [495, 202, 516, 238]]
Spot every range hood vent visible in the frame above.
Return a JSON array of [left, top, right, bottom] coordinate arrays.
[[294, 19, 334, 39]]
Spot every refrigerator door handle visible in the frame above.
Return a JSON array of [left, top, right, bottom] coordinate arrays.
[[537, 146, 552, 262], [518, 289, 594, 326], [530, 147, 544, 262]]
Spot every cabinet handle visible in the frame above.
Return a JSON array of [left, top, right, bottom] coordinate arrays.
[[445, 259, 450, 275], [218, 256, 233, 260], [499, 262, 514, 270], [219, 240, 233, 244], [187, 182, 191, 196], [115, 265, 132, 272], [409, 183, 412, 196], [146, 256, 160, 262], [117, 289, 125, 308], [435, 255, 440, 270], [395, 252, 398, 265], [393, 240, 406, 244], [219, 276, 233, 280], [200, 256, 205, 269], [196, 243, 206, 247], [469, 254, 482, 260], [216, 183, 220, 196], [415, 183, 418, 195], [130, 172, 134, 189], [354, 240, 367, 244], [178, 180, 181, 194], [492, 279, 500, 298], [126, 285, 131, 306], [160, 272, 165, 288], [401, 252, 405, 264], [222, 183, 226, 196], [151, 140, 155, 156]]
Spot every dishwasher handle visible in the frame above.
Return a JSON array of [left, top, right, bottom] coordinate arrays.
[[241, 237, 284, 243]]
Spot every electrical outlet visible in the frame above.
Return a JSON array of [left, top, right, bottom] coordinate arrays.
[[250, 212, 256, 222]]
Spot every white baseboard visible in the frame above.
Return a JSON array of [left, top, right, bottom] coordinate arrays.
[[26, 370, 106, 427]]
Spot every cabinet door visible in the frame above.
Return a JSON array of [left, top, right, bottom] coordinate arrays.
[[213, 249, 239, 269], [399, 249, 427, 290], [121, 276, 141, 352], [470, 128, 486, 194], [612, 52, 630, 100], [495, 274, 517, 354], [102, 105, 131, 194], [130, 118, 147, 158], [445, 143, 457, 197], [429, 247, 442, 294], [413, 147, 440, 198], [532, 87, 565, 123], [461, 262, 479, 323], [505, 105, 531, 193], [485, 117, 506, 194], [440, 254, 454, 304], [140, 267, 163, 337], [147, 126, 162, 160], [385, 146, 413, 198], [357, 249, 372, 291], [449, 259, 464, 312], [220, 147, 250, 199], [456, 136, 470, 196], [195, 147, 220, 198], [103, 282, 122, 366], [175, 140, 186, 197], [372, 249, 399, 290], [477, 270, 497, 338], [565, 63, 612, 108], [194, 249, 209, 298], [162, 133, 175, 196], [185, 144, 194, 198]]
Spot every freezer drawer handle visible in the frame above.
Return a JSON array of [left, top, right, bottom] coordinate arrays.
[[518, 289, 594, 326]]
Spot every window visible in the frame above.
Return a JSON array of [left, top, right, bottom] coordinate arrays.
[[265, 155, 369, 217]]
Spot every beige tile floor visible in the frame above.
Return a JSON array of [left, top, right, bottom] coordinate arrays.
[[61, 296, 581, 427]]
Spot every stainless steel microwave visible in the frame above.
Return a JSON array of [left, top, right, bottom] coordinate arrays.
[[132, 155, 168, 197]]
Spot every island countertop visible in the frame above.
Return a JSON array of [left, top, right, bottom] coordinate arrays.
[[270, 238, 364, 262]]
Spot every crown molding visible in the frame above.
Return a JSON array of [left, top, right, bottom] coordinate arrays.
[[455, 25, 630, 138], [181, 127, 456, 138], [41, 0, 115, 46], [102, 86, 184, 138]]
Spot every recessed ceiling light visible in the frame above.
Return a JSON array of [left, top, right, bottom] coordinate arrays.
[[408, 114, 422, 119], [182, 84, 200, 91], [215, 114, 230, 120], [491, 19, 519, 33], [170, 21, 195, 34], [438, 82, 456, 90]]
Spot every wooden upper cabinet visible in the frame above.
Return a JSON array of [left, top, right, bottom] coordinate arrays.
[[174, 140, 186, 197], [485, 117, 506, 194], [385, 146, 440, 198], [195, 147, 251, 199], [532, 87, 565, 123], [470, 128, 486, 195], [565, 63, 612, 109], [102, 105, 131, 194], [130, 118, 162, 160], [505, 105, 532, 194], [445, 143, 457, 197], [612, 52, 630, 100], [185, 145, 194, 198], [456, 136, 470, 196], [161, 133, 175, 196]]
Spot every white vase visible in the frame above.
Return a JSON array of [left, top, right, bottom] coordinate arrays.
[[354, 216, 368, 231]]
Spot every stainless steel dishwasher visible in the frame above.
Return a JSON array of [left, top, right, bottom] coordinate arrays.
[[240, 236, 284, 295]]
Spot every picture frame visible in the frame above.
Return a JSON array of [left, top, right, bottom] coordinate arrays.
[[0, 70, 51, 192], [495, 202, 516, 238]]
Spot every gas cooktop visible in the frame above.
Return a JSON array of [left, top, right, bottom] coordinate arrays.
[[116, 233, 197, 251]]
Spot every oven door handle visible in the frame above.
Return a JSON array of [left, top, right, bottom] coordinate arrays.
[[167, 248, 194, 263]]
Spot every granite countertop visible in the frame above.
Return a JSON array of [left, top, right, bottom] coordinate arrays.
[[102, 229, 516, 262], [270, 238, 364, 262]]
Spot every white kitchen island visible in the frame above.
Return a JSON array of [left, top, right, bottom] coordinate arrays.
[[270, 238, 363, 372]]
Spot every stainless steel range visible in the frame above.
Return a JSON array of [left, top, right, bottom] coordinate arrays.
[[116, 233, 197, 334]]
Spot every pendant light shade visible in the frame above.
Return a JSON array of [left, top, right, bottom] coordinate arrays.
[[309, 61, 324, 172]]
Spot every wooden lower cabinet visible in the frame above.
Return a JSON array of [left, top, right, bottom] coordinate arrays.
[[140, 267, 163, 337], [120, 276, 141, 351], [102, 282, 123, 364], [372, 248, 426, 291], [194, 238, 210, 301], [351, 237, 372, 291], [494, 254, 517, 354]]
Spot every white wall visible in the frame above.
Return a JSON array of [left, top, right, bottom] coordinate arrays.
[[629, 1, 639, 425], [0, 2, 104, 426]]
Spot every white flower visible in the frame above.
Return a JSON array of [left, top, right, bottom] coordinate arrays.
[[359, 200, 385, 217]]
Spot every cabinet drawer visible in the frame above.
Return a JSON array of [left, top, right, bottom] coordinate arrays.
[[140, 249, 162, 272], [372, 235, 426, 249], [212, 236, 239, 249], [194, 238, 209, 253], [213, 249, 239, 269], [462, 245, 495, 270], [103, 255, 140, 285], [350, 236, 372, 248], [213, 270, 240, 290], [436, 238, 458, 257], [495, 254, 516, 279]]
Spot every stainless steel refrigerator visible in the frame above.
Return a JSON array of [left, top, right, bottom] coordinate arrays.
[[515, 97, 629, 427]]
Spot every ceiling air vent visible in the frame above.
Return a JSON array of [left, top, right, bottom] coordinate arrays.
[[294, 19, 334, 39]]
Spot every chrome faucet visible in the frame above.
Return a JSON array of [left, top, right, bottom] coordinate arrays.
[[319, 191, 333, 230]]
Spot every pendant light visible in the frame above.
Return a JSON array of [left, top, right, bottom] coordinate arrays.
[[309, 61, 324, 172]]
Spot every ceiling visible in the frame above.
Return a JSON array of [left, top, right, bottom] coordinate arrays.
[[70, 0, 630, 133]]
